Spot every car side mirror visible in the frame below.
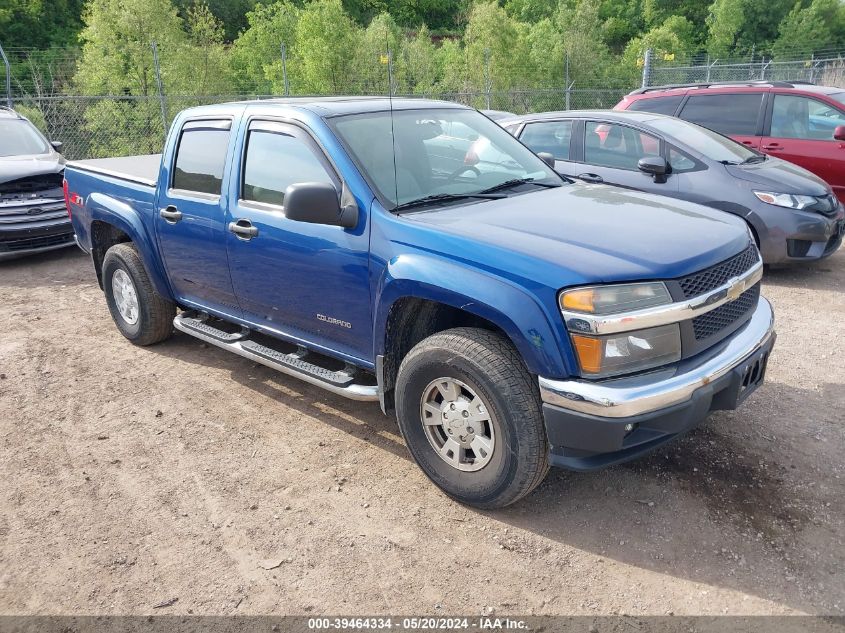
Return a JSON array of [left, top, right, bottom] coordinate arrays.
[[284, 182, 358, 229], [51, 140, 63, 151], [638, 156, 669, 183], [834, 125, 845, 141], [537, 152, 556, 169]]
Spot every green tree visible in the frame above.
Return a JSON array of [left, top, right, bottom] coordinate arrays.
[[624, 14, 696, 61], [707, 0, 794, 56], [464, 0, 528, 104], [0, 0, 84, 49], [403, 25, 439, 94], [176, 0, 258, 42], [171, 2, 232, 95], [291, 0, 359, 93], [504, 0, 558, 22], [230, 1, 301, 93], [772, 0, 845, 59], [75, 0, 185, 96], [557, 0, 615, 88], [599, 0, 645, 52], [355, 12, 403, 94]]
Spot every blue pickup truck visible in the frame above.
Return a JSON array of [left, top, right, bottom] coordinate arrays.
[[64, 98, 776, 508]]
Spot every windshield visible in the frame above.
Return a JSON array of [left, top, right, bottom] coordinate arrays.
[[330, 108, 561, 208], [647, 116, 758, 164], [0, 119, 51, 157]]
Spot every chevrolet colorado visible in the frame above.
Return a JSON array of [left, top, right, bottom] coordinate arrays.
[[64, 98, 776, 508]]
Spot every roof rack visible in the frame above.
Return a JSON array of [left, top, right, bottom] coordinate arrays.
[[628, 80, 815, 95]]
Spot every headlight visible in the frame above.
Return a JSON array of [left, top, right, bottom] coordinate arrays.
[[570, 324, 682, 378], [559, 281, 671, 315], [754, 191, 817, 210], [559, 282, 679, 378]]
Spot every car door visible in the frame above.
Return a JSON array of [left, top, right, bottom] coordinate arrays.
[[517, 119, 577, 178], [762, 93, 845, 202], [571, 121, 678, 195], [156, 118, 241, 316], [676, 92, 766, 149], [225, 119, 372, 363]]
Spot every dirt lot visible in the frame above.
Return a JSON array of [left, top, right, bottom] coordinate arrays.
[[0, 246, 843, 616]]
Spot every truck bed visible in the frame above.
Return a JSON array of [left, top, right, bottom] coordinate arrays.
[[67, 155, 161, 188]]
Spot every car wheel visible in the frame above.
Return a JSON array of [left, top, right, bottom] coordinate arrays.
[[102, 242, 175, 345], [395, 327, 549, 509]]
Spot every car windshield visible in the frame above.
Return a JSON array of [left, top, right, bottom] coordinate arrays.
[[330, 108, 561, 209], [647, 116, 758, 164], [0, 119, 51, 157]]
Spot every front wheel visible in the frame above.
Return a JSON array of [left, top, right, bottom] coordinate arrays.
[[102, 242, 175, 346], [395, 327, 549, 509]]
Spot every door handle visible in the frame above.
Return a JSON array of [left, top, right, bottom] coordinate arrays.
[[763, 143, 783, 151], [159, 205, 182, 223], [741, 140, 754, 146], [228, 219, 259, 240], [578, 173, 604, 184]]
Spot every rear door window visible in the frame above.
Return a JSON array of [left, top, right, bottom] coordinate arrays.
[[171, 120, 231, 195], [626, 95, 684, 116], [519, 120, 573, 160], [678, 93, 764, 136], [770, 94, 845, 140]]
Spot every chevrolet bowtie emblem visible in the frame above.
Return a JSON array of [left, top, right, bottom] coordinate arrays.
[[726, 277, 745, 301]]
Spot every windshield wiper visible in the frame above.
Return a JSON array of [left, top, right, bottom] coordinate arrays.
[[392, 192, 505, 212], [479, 178, 560, 193], [478, 177, 561, 194]]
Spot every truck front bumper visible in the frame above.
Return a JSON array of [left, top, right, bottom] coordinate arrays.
[[539, 297, 776, 471]]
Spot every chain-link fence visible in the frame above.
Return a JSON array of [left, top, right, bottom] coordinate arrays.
[[647, 48, 845, 90], [4, 39, 845, 161], [1, 42, 634, 160]]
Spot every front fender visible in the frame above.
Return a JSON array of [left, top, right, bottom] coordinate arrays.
[[374, 254, 572, 378], [87, 193, 173, 300]]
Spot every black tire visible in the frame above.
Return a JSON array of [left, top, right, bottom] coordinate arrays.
[[395, 327, 549, 509], [102, 242, 175, 346]]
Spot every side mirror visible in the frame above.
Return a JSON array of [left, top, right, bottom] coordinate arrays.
[[284, 182, 358, 229], [638, 156, 669, 183], [51, 140, 63, 151], [537, 152, 556, 169], [834, 125, 845, 141]]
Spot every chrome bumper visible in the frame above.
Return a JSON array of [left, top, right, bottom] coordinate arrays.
[[539, 297, 775, 419]]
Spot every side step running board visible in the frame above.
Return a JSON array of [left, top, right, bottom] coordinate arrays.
[[173, 313, 378, 402]]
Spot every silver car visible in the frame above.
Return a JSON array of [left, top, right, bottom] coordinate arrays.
[[0, 106, 72, 261]]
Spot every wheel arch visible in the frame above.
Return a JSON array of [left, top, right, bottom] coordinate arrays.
[[87, 193, 172, 299], [375, 256, 569, 413]]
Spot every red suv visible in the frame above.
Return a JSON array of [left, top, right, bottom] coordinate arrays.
[[615, 81, 845, 202]]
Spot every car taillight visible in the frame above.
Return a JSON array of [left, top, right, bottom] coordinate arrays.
[[63, 178, 72, 219]]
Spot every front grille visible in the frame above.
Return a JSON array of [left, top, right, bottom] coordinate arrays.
[[0, 231, 74, 252], [678, 244, 759, 299], [808, 193, 840, 217], [692, 284, 760, 340]]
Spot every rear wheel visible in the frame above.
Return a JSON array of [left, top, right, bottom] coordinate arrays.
[[395, 327, 549, 509], [102, 243, 175, 345]]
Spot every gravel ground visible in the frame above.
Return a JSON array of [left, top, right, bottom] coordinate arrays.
[[0, 246, 843, 616]]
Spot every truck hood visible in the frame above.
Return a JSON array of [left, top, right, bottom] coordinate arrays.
[[724, 157, 829, 196], [405, 182, 751, 284], [0, 153, 66, 186]]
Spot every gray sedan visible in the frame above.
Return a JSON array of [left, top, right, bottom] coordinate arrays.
[[499, 110, 844, 264]]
